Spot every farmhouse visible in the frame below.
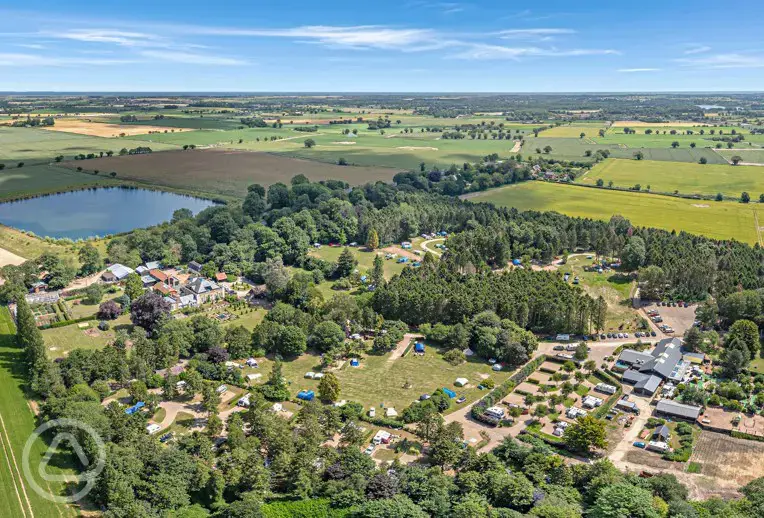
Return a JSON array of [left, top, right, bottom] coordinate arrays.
[[181, 277, 224, 304], [618, 338, 688, 396], [102, 263, 134, 282], [655, 399, 702, 421]]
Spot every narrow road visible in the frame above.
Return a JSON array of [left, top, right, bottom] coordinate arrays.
[[420, 238, 445, 257]]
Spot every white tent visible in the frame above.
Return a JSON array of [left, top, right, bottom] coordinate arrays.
[[454, 378, 468, 387]]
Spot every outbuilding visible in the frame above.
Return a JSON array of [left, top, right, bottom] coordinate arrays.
[[655, 399, 701, 421]]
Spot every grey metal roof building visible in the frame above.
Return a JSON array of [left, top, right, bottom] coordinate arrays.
[[617, 337, 687, 396], [656, 399, 701, 420], [634, 374, 662, 395]]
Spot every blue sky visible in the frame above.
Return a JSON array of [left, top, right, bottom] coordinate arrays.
[[1, 1, 764, 92]]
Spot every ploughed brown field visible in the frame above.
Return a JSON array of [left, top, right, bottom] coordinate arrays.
[[62, 148, 400, 197]]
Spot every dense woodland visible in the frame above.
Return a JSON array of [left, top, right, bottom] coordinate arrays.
[[2, 127, 764, 514], [12, 294, 764, 517]]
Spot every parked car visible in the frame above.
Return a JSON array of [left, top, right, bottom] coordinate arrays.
[[633, 441, 646, 448], [553, 345, 565, 351], [364, 445, 375, 455], [650, 331, 657, 337], [456, 396, 466, 404], [600, 334, 606, 339]]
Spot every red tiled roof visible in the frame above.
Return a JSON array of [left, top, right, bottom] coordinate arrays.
[[149, 269, 169, 282], [215, 272, 227, 281]]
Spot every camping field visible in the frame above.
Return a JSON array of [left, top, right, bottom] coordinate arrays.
[[578, 158, 764, 198], [467, 181, 760, 244], [248, 345, 511, 413], [62, 148, 401, 196], [559, 254, 639, 333], [0, 308, 80, 518]]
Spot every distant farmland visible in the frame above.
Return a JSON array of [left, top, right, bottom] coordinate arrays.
[[63, 149, 401, 197], [578, 158, 764, 198], [467, 181, 760, 244]]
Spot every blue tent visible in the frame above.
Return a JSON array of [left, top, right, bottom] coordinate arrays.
[[297, 390, 315, 401], [414, 342, 425, 353], [350, 358, 360, 367], [442, 388, 456, 398], [125, 401, 145, 415], [512, 259, 522, 266]]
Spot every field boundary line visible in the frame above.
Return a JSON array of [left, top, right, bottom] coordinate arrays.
[[0, 411, 33, 518], [755, 209, 763, 247]]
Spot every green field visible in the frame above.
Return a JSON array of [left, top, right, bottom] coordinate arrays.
[[467, 181, 760, 244], [133, 125, 523, 170], [579, 158, 764, 198], [248, 345, 510, 413], [539, 124, 606, 138], [521, 136, 725, 164], [0, 164, 123, 201], [0, 307, 80, 517], [717, 148, 764, 164], [0, 126, 180, 164]]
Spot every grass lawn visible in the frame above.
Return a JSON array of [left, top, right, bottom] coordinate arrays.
[[579, 158, 764, 198], [559, 254, 639, 332], [42, 314, 132, 359], [0, 307, 80, 517], [247, 344, 509, 413], [0, 225, 93, 263], [749, 357, 764, 374], [308, 245, 408, 279], [152, 407, 166, 423], [467, 181, 760, 244]]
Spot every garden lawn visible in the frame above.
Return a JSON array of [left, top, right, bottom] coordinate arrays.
[[42, 314, 132, 359], [579, 158, 764, 198], [248, 346, 509, 413], [467, 181, 760, 244], [0, 307, 80, 517]]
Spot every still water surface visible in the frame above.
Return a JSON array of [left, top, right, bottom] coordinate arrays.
[[0, 187, 215, 239]]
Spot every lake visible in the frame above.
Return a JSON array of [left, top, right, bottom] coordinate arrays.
[[0, 187, 215, 239]]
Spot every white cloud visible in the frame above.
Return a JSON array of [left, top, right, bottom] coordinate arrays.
[[453, 43, 619, 60], [139, 50, 247, 65], [14, 43, 45, 49], [676, 53, 764, 69], [185, 25, 443, 51], [0, 53, 133, 66], [56, 29, 167, 47], [618, 68, 661, 73], [497, 28, 575, 39], [684, 45, 711, 55]]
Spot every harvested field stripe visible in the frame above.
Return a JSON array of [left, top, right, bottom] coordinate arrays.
[[0, 411, 32, 518]]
